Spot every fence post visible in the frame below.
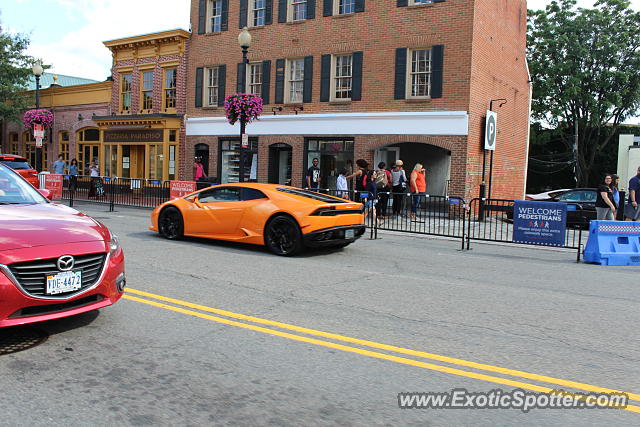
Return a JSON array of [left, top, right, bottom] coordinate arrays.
[[466, 198, 473, 250], [461, 199, 466, 251], [69, 178, 74, 208], [108, 177, 115, 212]]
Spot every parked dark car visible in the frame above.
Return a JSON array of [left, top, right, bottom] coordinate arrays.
[[506, 188, 597, 227]]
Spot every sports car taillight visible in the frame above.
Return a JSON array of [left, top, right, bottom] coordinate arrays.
[[311, 207, 337, 216]]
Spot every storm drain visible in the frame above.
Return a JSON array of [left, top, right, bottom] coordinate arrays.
[[0, 327, 49, 355]]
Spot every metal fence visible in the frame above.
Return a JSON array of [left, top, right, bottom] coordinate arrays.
[[57, 179, 586, 259]]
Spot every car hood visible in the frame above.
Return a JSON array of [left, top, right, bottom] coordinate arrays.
[[0, 203, 109, 252]]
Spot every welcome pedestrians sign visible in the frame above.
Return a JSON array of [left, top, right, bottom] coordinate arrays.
[[512, 201, 567, 247]]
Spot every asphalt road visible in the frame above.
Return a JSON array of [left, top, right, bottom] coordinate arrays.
[[0, 202, 638, 426]]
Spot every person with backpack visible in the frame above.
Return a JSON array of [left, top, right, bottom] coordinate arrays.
[[375, 162, 392, 220]]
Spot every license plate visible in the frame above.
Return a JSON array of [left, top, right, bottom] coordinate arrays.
[[345, 229, 355, 239], [46, 270, 82, 295]]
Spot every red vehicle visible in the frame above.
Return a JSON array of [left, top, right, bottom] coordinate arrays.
[[0, 163, 125, 327], [0, 154, 40, 188]]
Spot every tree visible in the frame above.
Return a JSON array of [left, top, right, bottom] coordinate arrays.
[[0, 22, 35, 123], [527, 0, 640, 186]]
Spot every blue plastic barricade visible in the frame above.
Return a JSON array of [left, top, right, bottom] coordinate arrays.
[[583, 220, 640, 265]]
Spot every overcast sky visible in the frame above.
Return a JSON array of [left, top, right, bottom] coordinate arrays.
[[1, 0, 639, 81]]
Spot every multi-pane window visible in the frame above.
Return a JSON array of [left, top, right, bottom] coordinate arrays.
[[10, 133, 18, 154], [250, 0, 265, 26], [206, 67, 220, 106], [142, 71, 154, 110], [121, 73, 132, 112], [409, 48, 431, 97], [59, 131, 69, 162], [290, 0, 306, 21], [286, 59, 304, 103], [334, 54, 352, 100], [164, 68, 177, 109], [247, 63, 262, 96], [412, 0, 433, 4], [335, 0, 354, 14], [209, 0, 223, 32]]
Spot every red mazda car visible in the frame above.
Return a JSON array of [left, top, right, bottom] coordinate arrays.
[[0, 163, 125, 327], [0, 154, 39, 188]]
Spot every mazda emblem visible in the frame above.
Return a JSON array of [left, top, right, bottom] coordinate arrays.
[[57, 255, 75, 272]]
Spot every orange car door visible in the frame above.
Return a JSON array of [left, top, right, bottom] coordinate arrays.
[[185, 187, 244, 236]]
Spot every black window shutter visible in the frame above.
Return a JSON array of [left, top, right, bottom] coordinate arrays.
[[303, 56, 313, 103], [278, 0, 287, 22], [434, 0, 445, 3], [262, 60, 271, 104], [237, 62, 246, 92], [323, 0, 332, 16], [195, 67, 203, 107], [431, 45, 444, 99], [355, 0, 365, 13], [320, 54, 331, 102], [351, 51, 363, 101], [265, 0, 273, 24], [397, 0, 408, 7], [198, 0, 206, 34], [239, 0, 248, 28], [218, 65, 227, 106], [221, 0, 229, 31], [307, 0, 316, 19], [275, 59, 285, 104], [394, 48, 407, 99]]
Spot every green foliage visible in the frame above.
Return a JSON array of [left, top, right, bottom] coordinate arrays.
[[0, 22, 36, 123], [527, 0, 640, 186]]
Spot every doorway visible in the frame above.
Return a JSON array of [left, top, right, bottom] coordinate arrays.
[[79, 144, 99, 174], [195, 143, 210, 176], [121, 145, 145, 178], [268, 143, 292, 185], [374, 147, 400, 170]]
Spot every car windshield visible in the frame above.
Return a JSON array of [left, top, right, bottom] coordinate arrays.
[[0, 159, 33, 170], [0, 164, 47, 205], [277, 188, 348, 203]]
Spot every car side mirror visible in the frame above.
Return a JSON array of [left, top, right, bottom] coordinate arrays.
[[37, 188, 53, 200]]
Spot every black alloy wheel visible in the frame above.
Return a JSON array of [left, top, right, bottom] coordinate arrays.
[[265, 215, 303, 256], [159, 207, 184, 240]]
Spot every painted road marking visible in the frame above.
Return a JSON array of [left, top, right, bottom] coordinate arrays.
[[124, 289, 639, 413]]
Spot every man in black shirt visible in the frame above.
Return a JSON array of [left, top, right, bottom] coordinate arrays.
[[307, 158, 321, 191]]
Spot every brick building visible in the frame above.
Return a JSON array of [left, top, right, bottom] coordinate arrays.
[[185, 0, 531, 200]]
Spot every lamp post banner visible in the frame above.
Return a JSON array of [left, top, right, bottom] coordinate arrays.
[[513, 201, 567, 247]]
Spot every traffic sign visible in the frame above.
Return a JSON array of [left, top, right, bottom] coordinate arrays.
[[241, 133, 249, 149], [35, 137, 43, 147], [484, 111, 497, 151], [33, 123, 44, 138]]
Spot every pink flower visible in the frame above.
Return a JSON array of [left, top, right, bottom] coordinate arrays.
[[23, 109, 54, 129], [224, 93, 263, 125]]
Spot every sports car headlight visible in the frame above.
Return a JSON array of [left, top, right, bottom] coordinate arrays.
[[109, 233, 120, 254]]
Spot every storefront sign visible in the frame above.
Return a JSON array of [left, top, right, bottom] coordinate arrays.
[[104, 129, 163, 143], [44, 174, 63, 199], [513, 201, 567, 247], [170, 181, 197, 199]]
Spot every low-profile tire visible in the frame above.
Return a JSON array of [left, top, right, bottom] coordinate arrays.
[[159, 206, 184, 240], [265, 215, 303, 256]]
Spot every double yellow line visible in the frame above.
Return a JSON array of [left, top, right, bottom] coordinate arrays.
[[124, 288, 639, 413]]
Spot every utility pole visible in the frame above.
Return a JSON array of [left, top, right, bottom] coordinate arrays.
[[573, 121, 579, 185]]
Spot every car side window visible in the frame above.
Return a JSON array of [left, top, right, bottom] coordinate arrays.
[[558, 191, 579, 202], [198, 187, 240, 203], [241, 188, 267, 201]]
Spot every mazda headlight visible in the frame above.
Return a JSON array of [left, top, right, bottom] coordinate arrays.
[[109, 233, 120, 254]]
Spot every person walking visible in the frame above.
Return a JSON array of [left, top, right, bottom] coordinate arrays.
[[52, 154, 66, 174], [68, 158, 79, 192], [306, 158, 321, 191], [88, 161, 100, 197], [193, 157, 207, 181], [375, 161, 392, 220], [625, 166, 640, 221], [595, 174, 616, 220], [390, 160, 407, 216], [409, 163, 427, 221]]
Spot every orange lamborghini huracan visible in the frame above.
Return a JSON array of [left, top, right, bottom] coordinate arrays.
[[150, 183, 366, 255]]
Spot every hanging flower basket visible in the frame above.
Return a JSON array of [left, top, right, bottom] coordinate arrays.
[[23, 109, 54, 129], [224, 93, 263, 126]]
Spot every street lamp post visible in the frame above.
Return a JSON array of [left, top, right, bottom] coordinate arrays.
[[32, 63, 44, 172], [237, 27, 252, 183]]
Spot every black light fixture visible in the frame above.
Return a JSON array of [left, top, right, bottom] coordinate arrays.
[[77, 113, 83, 121], [292, 106, 304, 115], [272, 106, 283, 115]]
